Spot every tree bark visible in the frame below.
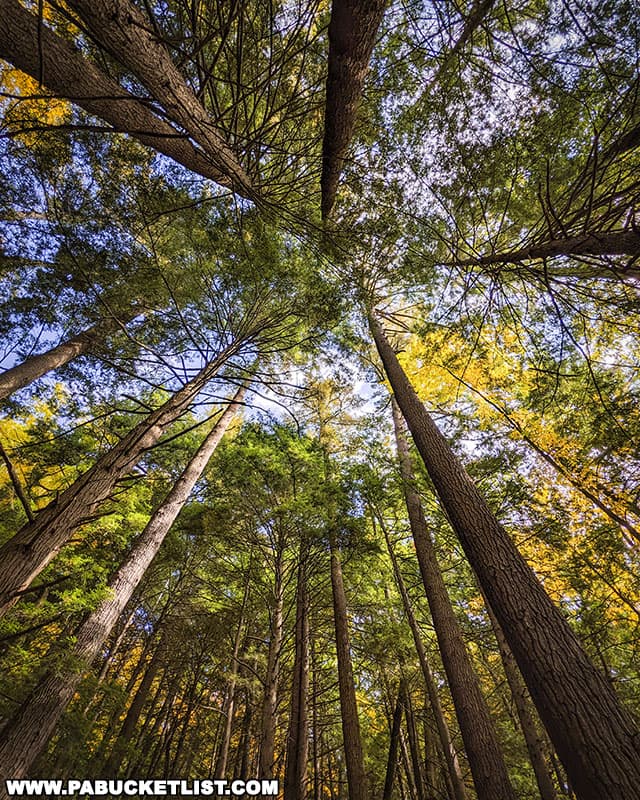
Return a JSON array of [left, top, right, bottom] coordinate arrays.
[[0, 387, 245, 786], [321, 0, 388, 219], [379, 512, 468, 800], [383, 679, 405, 800], [370, 311, 640, 800], [0, 309, 141, 402], [284, 553, 310, 800], [389, 397, 515, 800], [483, 597, 558, 800], [329, 534, 368, 800], [0, 341, 246, 618], [65, 0, 255, 199], [259, 543, 285, 779]]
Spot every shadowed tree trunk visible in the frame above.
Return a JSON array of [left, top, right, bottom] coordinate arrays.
[[284, 552, 310, 800], [389, 397, 515, 800], [259, 540, 285, 779], [378, 510, 468, 800], [321, 0, 388, 219], [329, 531, 368, 800], [0, 387, 246, 787], [0, 340, 248, 618], [370, 311, 640, 800], [383, 679, 406, 800]]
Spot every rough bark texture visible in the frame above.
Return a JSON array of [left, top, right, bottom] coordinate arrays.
[[0, 387, 245, 785], [381, 513, 468, 800], [65, 0, 255, 199], [0, 310, 140, 402], [370, 312, 640, 800], [284, 555, 310, 800], [391, 398, 515, 800], [329, 536, 368, 800], [483, 598, 558, 800], [321, 0, 388, 219], [0, 0, 247, 192], [0, 341, 244, 618]]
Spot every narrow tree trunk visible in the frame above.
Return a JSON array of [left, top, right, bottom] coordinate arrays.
[[404, 688, 426, 800], [0, 340, 246, 618], [259, 544, 285, 779], [483, 598, 558, 800], [0, 309, 141, 402], [370, 312, 640, 800], [284, 553, 310, 800], [329, 534, 368, 800], [389, 397, 515, 800], [383, 679, 405, 800], [379, 512, 468, 800], [0, 387, 245, 786], [216, 570, 251, 778]]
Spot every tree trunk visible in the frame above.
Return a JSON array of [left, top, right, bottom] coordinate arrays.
[[379, 511, 468, 800], [390, 397, 515, 800], [0, 340, 246, 618], [0, 0, 243, 191], [259, 544, 285, 779], [370, 312, 640, 800], [483, 597, 558, 800], [65, 0, 255, 199], [321, 0, 388, 219], [284, 553, 310, 800], [383, 679, 405, 800], [329, 534, 368, 800], [0, 387, 245, 786], [404, 688, 426, 800], [0, 308, 141, 402]]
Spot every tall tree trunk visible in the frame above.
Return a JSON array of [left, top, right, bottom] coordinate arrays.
[[329, 533, 368, 800], [0, 387, 245, 786], [404, 686, 426, 800], [0, 340, 246, 618], [390, 397, 515, 800], [216, 570, 251, 778], [379, 511, 468, 800], [0, 0, 243, 190], [259, 543, 285, 779], [65, 0, 256, 199], [383, 679, 405, 800], [0, 308, 141, 402], [483, 597, 558, 800], [370, 312, 640, 800], [284, 553, 310, 800]]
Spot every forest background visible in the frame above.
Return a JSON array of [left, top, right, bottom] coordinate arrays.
[[0, 1, 639, 799]]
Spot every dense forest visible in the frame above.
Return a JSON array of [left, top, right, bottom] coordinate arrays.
[[0, 0, 639, 798]]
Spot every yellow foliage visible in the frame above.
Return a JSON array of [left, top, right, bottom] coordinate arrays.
[[0, 65, 69, 142]]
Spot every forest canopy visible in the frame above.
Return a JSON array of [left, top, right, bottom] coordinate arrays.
[[0, 1, 639, 799]]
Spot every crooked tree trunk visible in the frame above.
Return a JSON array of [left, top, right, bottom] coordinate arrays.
[[0, 340, 247, 618], [390, 398, 515, 800], [0, 0, 242, 191], [259, 544, 285, 779], [379, 512, 468, 800], [0, 387, 246, 786], [0, 309, 141, 402], [329, 534, 368, 800], [370, 312, 640, 800], [284, 553, 310, 800]]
